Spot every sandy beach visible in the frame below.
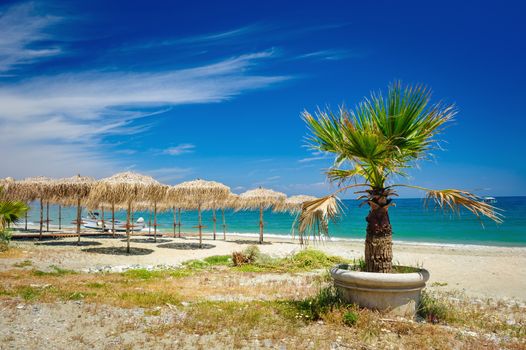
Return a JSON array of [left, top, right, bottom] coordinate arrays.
[[3, 228, 526, 302]]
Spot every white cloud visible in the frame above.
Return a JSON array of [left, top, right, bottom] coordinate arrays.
[[162, 144, 196, 156], [0, 50, 288, 178], [296, 49, 354, 61], [0, 2, 61, 73], [298, 151, 331, 163], [0, 3, 290, 181]]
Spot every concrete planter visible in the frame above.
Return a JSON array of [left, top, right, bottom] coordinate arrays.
[[331, 264, 430, 316]]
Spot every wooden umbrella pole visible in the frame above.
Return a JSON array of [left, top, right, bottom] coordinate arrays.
[[58, 205, 62, 230], [39, 199, 43, 239], [222, 208, 226, 240], [111, 203, 115, 238], [212, 208, 217, 240], [46, 202, 49, 232], [76, 197, 82, 244], [178, 208, 182, 238], [126, 202, 131, 254], [153, 202, 158, 242], [24, 210, 28, 231], [198, 204, 202, 248], [259, 205, 264, 244], [148, 209, 152, 235], [101, 206, 105, 233], [172, 207, 177, 238]]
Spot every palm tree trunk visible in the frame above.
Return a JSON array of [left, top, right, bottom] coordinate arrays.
[[198, 204, 202, 248], [212, 208, 217, 240], [126, 202, 131, 254], [222, 208, 226, 240], [153, 202, 157, 242], [39, 199, 43, 239], [364, 205, 393, 273], [76, 198, 82, 244], [259, 205, 264, 244]]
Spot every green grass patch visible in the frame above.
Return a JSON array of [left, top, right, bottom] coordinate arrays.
[[232, 246, 348, 273], [32, 265, 77, 277], [13, 260, 32, 268], [203, 255, 231, 266], [117, 291, 181, 308], [121, 269, 167, 280], [18, 286, 43, 301]]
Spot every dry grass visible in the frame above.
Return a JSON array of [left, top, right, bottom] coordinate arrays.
[[0, 247, 26, 259], [0, 251, 524, 349]]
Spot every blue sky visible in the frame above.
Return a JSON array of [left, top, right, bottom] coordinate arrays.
[[1, 0, 525, 197]]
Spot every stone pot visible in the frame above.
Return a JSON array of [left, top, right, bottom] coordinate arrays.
[[331, 264, 430, 316]]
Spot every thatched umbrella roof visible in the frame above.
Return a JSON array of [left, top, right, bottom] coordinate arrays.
[[237, 187, 286, 244], [237, 187, 286, 210], [90, 171, 166, 205], [0, 177, 17, 201], [13, 176, 57, 202], [167, 179, 230, 247], [167, 179, 230, 204], [274, 195, 318, 213], [55, 175, 95, 200]]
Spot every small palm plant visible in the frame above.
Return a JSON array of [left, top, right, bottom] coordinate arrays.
[[299, 82, 501, 273], [0, 187, 29, 249]]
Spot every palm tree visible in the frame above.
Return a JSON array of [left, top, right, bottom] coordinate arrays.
[[0, 187, 29, 242], [299, 82, 501, 273]]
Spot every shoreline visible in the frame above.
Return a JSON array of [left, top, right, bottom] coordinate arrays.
[[13, 223, 526, 250]]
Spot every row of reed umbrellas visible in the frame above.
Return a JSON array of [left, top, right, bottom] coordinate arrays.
[[0, 172, 316, 252]]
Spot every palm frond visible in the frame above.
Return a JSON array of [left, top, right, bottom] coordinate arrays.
[[0, 200, 30, 231], [303, 82, 456, 188], [296, 195, 343, 241], [424, 189, 503, 223]]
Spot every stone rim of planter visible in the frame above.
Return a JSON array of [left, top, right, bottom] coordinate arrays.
[[330, 264, 430, 316]]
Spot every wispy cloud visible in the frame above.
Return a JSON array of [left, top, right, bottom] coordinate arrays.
[[296, 49, 355, 61], [162, 143, 196, 156], [298, 151, 331, 163], [0, 2, 61, 73], [0, 3, 288, 180]]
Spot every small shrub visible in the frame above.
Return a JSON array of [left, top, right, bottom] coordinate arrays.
[[291, 286, 343, 321], [342, 310, 359, 326], [232, 245, 261, 266], [418, 291, 449, 324], [0, 230, 12, 252]]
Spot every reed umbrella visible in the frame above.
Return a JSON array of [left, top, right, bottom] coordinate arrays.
[[55, 175, 95, 244], [238, 187, 286, 244], [13, 176, 56, 238], [168, 179, 230, 248], [90, 172, 165, 253], [274, 195, 317, 214]]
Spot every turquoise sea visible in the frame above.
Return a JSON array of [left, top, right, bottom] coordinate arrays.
[[23, 197, 526, 247]]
